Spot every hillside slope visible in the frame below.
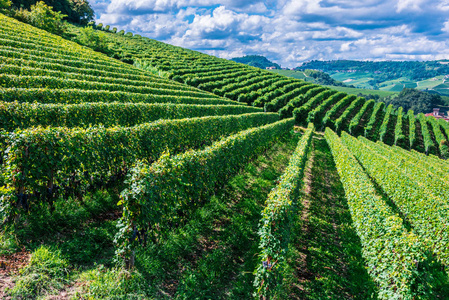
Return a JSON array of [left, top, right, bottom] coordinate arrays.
[[1, 14, 449, 300], [67, 23, 449, 159]]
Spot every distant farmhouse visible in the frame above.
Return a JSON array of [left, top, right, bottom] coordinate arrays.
[[425, 108, 449, 121]]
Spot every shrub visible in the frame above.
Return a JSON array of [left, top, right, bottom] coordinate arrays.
[[77, 26, 110, 54], [0, 0, 11, 9], [16, 1, 67, 34]]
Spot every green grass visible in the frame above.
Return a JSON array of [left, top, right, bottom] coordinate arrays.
[[324, 85, 397, 97], [329, 72, 449, 96], [329, 72, 374, 89], [417, 76, 445, 89], [383, 84, 406, 92], [268, 69, 309, 80], [0, 188, 121, 298], [7, 246, 70, 299], [378, 77, 409, 86]]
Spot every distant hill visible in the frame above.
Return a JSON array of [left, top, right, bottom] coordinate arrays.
[[295, 60, 449, 95], [268, 69, 349, 88], [231, 55, 281, 69], [296, 60, 449, 81]]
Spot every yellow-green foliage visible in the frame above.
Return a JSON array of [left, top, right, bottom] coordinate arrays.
[[116, 118, 295, 260], [2, 113, 278, 220], [327, 129, 430, 299], [0, 101, 263, 130], [254, 123, 314, 298], [341, 131, 449, 269], [0, 0, 11, 9], [15, 1, 67, 34], [76, 266, 146, 299]]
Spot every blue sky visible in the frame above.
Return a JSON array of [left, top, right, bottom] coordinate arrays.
[[90, 0, 449, 68]]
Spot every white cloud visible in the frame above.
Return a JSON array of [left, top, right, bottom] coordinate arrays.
[[396, 0, 424, 13], [90, 0, 449, 68], [442, 20, 449, 33]]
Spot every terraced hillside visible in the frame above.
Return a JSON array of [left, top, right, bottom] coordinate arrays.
[[70, 23, 449, 159], [1, 13, 449, 300]]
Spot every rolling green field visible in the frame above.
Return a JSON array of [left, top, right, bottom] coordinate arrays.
[[329, 72, 449, 96], [271, 70, 399, 98], [323, 85, 398, 98], [268, 69, 309, 80]]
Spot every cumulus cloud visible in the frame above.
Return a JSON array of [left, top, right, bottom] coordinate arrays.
[[91, 0, 449, 67]]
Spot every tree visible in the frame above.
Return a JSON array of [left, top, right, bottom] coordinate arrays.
[[20, 1, 67, 34], [11, 0, 94, 24], [385, 88, 443, 114], [68, 0, 94, 24], [0, 0, 11, 9]]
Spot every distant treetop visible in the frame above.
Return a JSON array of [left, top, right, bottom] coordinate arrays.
[[296, 60, 449, 82], [11, 0, 94, 24], [231, 55, 281, 70], [384, 88, 443, 114]]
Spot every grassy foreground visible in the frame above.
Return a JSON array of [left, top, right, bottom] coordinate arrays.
[[0, 131, 297, 298], [0, 131, 379, 299]]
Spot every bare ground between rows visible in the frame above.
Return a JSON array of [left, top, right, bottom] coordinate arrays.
[[284, 135, 376, 299]]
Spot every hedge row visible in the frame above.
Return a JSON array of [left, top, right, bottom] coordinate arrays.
[[191, 69, 251, 86], [417, 113, 435, 154], [0, 88, 239, 106], [1, 113, 278, 223], [394, 107, 405, 146], [1, 63, 195, 91], [392, 144, 449, 179], [214, 73, 276, 96], [364, 102, 385, 139], [0, 36, 112, 61], [254, 123, 314, 298], [266, 85, 322, 113], [321, 94, 357, 129], [327, 129, 430, 299], [0, 101, 263, 130], [427, 116, 449, 158], [1, 55, 158, 82], [0, 43, 145, 75], [306, 92, 347, 126], [367, 138, 449, 203], [408, 110, 416, 149], [172, 64, 244, 76], [378, 104, 394, 143], [0, 42, 121, 67], [116, 118, 295, 260], [334, 97, 364, 133], [197, 74, 254, 93], [0, 74, 216, 99], [252, 81, 303, 107], [342, 133, 449, 268], [224, 77, 279, 101], [264, 84, 314, 112], [348, 99, 374, 135], [292, 90, 337, 124], [439, 118, 449, 145]]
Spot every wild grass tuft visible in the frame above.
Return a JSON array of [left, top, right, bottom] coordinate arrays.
[[8, 246, 69, 299]]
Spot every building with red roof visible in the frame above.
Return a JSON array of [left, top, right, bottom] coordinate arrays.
[[425, 108, 449, 121]]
